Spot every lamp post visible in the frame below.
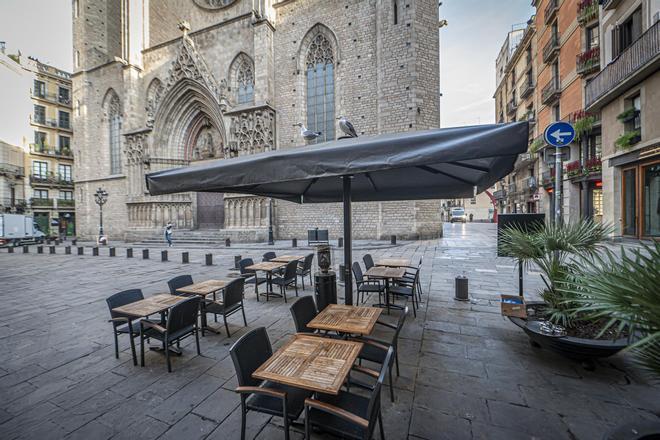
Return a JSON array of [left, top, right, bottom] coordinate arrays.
[[268, 198, 274, 245], [94, 187, 108, 244]]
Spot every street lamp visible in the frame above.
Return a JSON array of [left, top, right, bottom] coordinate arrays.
[[268, 198, 274, 245], [94, 187, 108, 244]]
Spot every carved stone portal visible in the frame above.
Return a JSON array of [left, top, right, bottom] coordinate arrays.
[[192, 125, 223, 160], [228, 107, 276, 156]]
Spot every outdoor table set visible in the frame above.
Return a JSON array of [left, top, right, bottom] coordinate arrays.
[[176, 279, 228, 334]]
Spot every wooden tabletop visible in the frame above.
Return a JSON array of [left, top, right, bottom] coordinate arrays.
[[365, 266, 406, 279], [376, 258, 411, 268], [307, 304, 382, 335], [112, 294, 188, 318], [246, 261, 286, 272], [270, 255, 305, 263], [253, 334, 362, 395], [177, 279, 228, 296]]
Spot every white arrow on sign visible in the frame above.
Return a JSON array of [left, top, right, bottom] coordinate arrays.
[[550, 128, 572, 144]]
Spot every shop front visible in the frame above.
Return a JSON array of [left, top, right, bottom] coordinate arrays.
[[617, 151, 659, 239]]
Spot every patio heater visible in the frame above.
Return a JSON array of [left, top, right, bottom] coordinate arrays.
[[94, 187, 108, 244]]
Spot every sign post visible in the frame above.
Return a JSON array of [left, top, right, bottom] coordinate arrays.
[[543, 122, 575, 224]]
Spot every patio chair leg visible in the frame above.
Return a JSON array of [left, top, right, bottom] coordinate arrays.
[[241, 305, 247, 326], [309, 272, 313, 288], [301, 276, 305, 290], [282, 286, 287, 303], [240, 399, 247, 440], [304, 406, 310, 440], [389, 368, 394, 402], [140, 331, 145, 367], [113, 332, 119, 359], [166, 342, 172, 373], [395, 352, 400, 376], [378, 409, 385, 440], [224, 316, 231, 337], [195, 328, 200, 355]]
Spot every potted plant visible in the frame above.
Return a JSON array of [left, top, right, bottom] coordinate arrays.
[[617, 107, 640, 123], [571, 111, 597, 142], [499, 220, 630, 363], [615, 130, 641, 150], [564, 160, 582, 178]]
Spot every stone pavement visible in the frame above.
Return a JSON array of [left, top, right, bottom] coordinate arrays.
[[0, 223, 657, 440]]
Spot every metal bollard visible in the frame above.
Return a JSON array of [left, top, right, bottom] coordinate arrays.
[[182, 252, 189, 264], [338, 237, 343, 248], [49, 246, 56, 254], [72, 239, 77, 246], [292, 238, 297, 248], [37, 246, 44, 254], [390, 235, 397, 245], [126, 248, 133, 258], [205, 253, 213, 266], [338, 264, 345, 283], [23, 245, 29, 253], [55, 239, 60, 245], [225, 238, 231, 247], [455, 276, 469, 301], [161, 250, 168, 262], [92, 247, 99, 256], [8, 246, 14, 253], [109, 247, 116, 257], [234, 255, 242, 269], [77, 246, 84, 255], [65, 246, 71, 255], [46, 239, 51, 245], [142, 249, 149, 259]]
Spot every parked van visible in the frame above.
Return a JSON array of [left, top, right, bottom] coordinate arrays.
[[449, 207, 467, 223], [0, 214, 46, 247]]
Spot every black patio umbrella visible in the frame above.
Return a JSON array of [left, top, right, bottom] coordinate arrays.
[[147, 122, 529, 304]]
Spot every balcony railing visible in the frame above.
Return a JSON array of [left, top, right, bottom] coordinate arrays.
[[525, 176, 538, 190], [520, 80, 535, 99], [30, 197, 54, 207], [586, 21, 660, 109], [58, 199, 75, 207], [542, 77, 561, 104], [544, 0, 558, 24], [32, 90, 72, 106], [508, 183, 517, 194], [29, 143, 73, 158], [576, 46, 600, 75], [602, 0, 622, 10], [0, 198, 27, 212], [542, 170, 555, 187], [506, 99, 518, 115], [577, 0, 598, 24], [543, 34, 560, 63], [0, 163, 24, 177], [525, 110, 536, 125], [30, 174, 74, 187], [493, 189, 506, 200]]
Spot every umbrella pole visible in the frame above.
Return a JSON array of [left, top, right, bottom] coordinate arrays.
[[342, 176, 353, 305]]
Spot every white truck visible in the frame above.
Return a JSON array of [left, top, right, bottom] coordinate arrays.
[[0, 214, 46, 247]]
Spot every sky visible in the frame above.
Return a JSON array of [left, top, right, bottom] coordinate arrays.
[[0, 0, 534, 128]]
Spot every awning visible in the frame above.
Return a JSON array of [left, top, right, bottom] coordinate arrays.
[[146, 122, 529, 202]]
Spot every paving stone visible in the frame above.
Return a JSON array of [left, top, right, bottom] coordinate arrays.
[[206, 405, 271, 440], [418, 351, 486, 377], [110, 415, 170, 440], [64, 420, 115, 440], [191, 386, 239, 423], [486, 400, 573, 439], [158, 413, 217, 440], [148, 373, 224, 424], [409, 406, 472, 440], [414, 384, 489, 422]]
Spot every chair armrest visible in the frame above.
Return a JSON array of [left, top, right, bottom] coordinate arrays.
[[351, 365, 379, 379], [140, 319, 166, 333], [304, 398, 369, 429], [235, 386, 286, 399], [349, 336, 390, 352], [108, 317, 128, 324]]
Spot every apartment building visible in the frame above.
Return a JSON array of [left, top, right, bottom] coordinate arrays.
[[586, 0, 659, 239]]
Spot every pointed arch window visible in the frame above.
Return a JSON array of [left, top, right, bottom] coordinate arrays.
[[107, 93, 122, 174], [234, 55, 254, 105], [306, 33, 335, 142]]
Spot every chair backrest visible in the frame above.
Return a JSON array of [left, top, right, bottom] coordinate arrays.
[[166, 296, 200, 334], [352, 262, 365, 283], [366, 347, 395, 438], [167, 275, 193, 295], [223, 277, 245, 308], [283, 260, 298, 281], [262, 252, 276, 262], [302, 253, 314, 271], [363, 254, 375, 270], [107, 289, 144, 323], [290, 296, 317, 333], [238, 258, 255, 275], [229, 327, 273, 387]]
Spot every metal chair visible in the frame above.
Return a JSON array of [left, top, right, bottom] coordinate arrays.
[[289, 296, 318, 333], [402, 256, 423, 301], [363, 254, 375, 270], [167, 275, 193, 295], [352, 262, 385, 305], [106, 289, 144, 359], [270, 260, 299, 303], [204, 278, 247, 337], [297, 253, 314, 289], [304, 347, 394, 440], [140, 296, 201, 373], [238, 258, 267, 300], [262, 251, 277, 262], [230, 327, 311, 440], [389, 271, 419, 317]]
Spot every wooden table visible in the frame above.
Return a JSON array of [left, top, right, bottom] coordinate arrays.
[[253, 334, 363, 395], [177, 280, 229, 334], [246, 261, 286, 300], [270, 255, 305, 263], [365, 266, 406, 314], [376, 258, 411, 268], [112, 294, 188, 365], [307, 304, 382, 335]]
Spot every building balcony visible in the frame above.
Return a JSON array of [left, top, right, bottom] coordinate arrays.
[[565, 157, 602, 181], [30, 197, 54, 208], [541, 78, 561, 104], [29, 144, 73, 159], [508, 183, 517, 195], [542, 34, 560, 63], [30, 174, 74, 188], [520, 80, 535, 99], [524, 176, 538, 191], [32, 90, 72, 107], [586, 21, 660, 110], [602, 0, 622, 11], [544, 0, 558, 24], [0, 162, 24, 178], [57, 199, 75, 208], [0, 198, 27, 213], [576, 46, 600, 75], [493, 189, 506, 201], [506, 99, 518, 115], [30, 116, 72, 132], [542, 170, 555, 187], [577, 0, 599, 25], [525, 110, 536, 126]]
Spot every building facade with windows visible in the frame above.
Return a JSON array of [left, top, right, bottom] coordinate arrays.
[[586, 0, 660, 239], [72, 0, 441, 241]]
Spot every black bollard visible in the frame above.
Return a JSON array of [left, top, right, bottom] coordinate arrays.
[[292, 238, 297, 248], [455, 276, 469, 301], [46, 239, 51, 245], [72, 239, 77, 246], [49, 246, 56, 254], [55, 239, 60, 245], [126, 248, 133, 258], [390, 235, 397, 245], [23, 245, 29, 253], [142, 249, 149, 259], [205, 253, 213, 266], [225, 238, 231, 247], [65, 246, 71, 255], [161, 250, 168, 262], [8, 246, 14, 253], [234, 255, 242, 269], [338, 237, 343, 248], [92, 247, 99, 256], [182, 252, 189, 264], [77, 246, 84, 255], [109, 247, 116, 257], [37, 246, 44, 254]]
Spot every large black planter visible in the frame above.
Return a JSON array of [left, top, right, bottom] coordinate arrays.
[[508, 302, 629, 361]]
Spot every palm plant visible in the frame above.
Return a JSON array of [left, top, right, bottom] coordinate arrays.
[[561, 242, 660, 380], [499, 219, 611, 326]]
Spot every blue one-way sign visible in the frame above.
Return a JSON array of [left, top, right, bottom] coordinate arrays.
[[544, 121, 575, 147]]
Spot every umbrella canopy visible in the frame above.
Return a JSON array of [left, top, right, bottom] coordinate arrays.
[[146, 122, 529, 202]]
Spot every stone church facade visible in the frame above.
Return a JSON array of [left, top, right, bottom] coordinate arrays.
[[72, 0, 441, 241]]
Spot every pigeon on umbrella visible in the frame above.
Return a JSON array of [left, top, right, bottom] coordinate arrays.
[[294, 123, 322, 141], [337, 116, 358, 138]]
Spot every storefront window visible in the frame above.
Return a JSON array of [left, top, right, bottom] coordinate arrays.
[[591, 188, 603, 224], [643, 163, 659, 237], [623, 168, 636, 236]]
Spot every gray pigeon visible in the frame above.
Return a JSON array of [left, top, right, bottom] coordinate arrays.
[[337, 116, 358, 138], [294, 123, 322, 141]]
